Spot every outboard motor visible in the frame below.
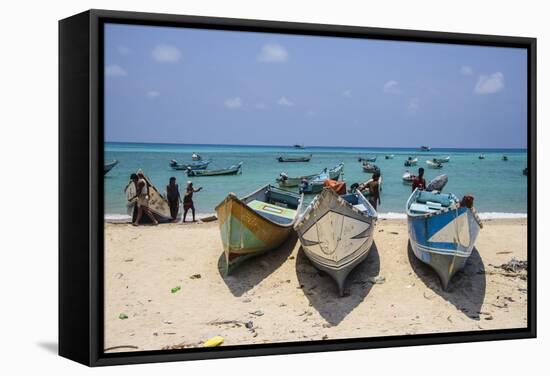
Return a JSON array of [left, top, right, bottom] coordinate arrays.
[[426, 174, 448, 192], [279, 172, 288, 181]]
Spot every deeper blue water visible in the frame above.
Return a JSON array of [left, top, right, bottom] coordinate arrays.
[[104, 143, 528, 216]]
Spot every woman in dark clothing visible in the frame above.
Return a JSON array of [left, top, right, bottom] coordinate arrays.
[[183, 181, 203, 222], [166, 177, 181, 222]]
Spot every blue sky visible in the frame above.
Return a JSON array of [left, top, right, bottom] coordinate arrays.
[[104, 23, 527, 148]]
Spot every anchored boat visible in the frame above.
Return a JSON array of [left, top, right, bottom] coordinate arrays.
[[294, 188, 377, 296], [404, 157, 418, 167], [358, 156, 377, 163], [277, 172, 317, 188], [277, 154, 312, 162], [402, 171, 415, 184], [187, 162, 243, 177], [104, 160, 119, 175], [362, 162, 380, 173], [433, 156, 450, 163], [406, 185, 482, 290], [300, 163, 345, 194], [170, 159, 210, 170], [215, 185, 303, 274], [426, 160, 443, 169], [192, 152, 202, 161]]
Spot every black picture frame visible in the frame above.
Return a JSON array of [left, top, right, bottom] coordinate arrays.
[[59, 9, 537, 367]]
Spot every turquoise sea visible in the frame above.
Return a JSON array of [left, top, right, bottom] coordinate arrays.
[[104, 143, 528, 218]]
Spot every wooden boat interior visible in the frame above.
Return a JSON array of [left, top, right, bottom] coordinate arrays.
[[243, 186, 301, 224]]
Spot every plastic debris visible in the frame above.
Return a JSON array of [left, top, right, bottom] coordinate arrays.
[[203, 336, 224, 347], [171, 286, 181, 294], [249, 310, 264, 316], [119, 313, 128, 320], [190, 274, 201, 279]]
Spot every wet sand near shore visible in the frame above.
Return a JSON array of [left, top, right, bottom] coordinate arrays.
[[104, 218, 527, 352]]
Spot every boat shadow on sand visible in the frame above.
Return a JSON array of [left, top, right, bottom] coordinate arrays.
[[407, 243, 486, 320], [296, 242, 381, 326], [217, 234, 298, 297]]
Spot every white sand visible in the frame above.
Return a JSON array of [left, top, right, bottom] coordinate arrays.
[[104, 218, 527, 352]]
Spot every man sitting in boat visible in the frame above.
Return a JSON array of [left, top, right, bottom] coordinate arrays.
[[183, 181, 203, 223], [133, 170, 159, 226], [412, 167, 426, 191]]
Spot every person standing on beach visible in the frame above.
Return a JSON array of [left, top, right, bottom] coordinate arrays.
[[412, 167, 426, 191], [364, 172, 381, 210], [166, 177, 181, 222], [133, 170, 159, 226], [183, 181, 203, 222], [125, 173, 139, 218]]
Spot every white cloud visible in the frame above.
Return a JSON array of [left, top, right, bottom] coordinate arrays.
[[474, 72, 504, 94], [255, 103, 267, 110], [383, 80, 401, 94], [408, 98, 420, 111], [118, 46, 131, 55], [343, 89, 352, 98], [257, 43, 288, 63], [461, 65, 473, 76], [277, 96, 294, 107], [105, 64, 127, 77], [224, 97, 243, 109], [152, 44, 182, 63], [146, 90, 160, 99]]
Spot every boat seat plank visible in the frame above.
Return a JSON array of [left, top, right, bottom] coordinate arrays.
[[409, 202, 439, 214], [247, 200, 297, 223]]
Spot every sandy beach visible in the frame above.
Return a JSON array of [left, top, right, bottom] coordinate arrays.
[[104, 218, 527, 352]]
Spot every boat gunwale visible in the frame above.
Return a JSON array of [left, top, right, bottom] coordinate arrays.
[[215, 184, 304, 228]]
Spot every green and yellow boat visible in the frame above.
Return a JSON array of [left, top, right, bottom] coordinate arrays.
[[215, 185, 303, 274]]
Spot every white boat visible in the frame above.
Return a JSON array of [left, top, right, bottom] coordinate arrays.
[[426, 160, 443, 169], [402, 171, 415, 184], [192, 152, 202, 161], [478, 154, 485, 160], [404, 157, 418, 167], [294, 188, 377, 296], [433, 156, 450, 163]]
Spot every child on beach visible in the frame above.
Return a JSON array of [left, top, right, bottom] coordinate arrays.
[[166, 177, 181, 222], [183, 181, 203, 223]]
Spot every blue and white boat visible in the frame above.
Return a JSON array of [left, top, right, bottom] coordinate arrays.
[[406, 188, 483, 290]]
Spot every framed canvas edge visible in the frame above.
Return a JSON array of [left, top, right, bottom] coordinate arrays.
[[58, 8, 537, 367]]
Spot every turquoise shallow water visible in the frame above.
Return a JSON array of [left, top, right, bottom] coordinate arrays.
[[104, 143, 527, 217]]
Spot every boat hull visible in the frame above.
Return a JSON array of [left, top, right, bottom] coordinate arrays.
[[295, 189, 377, 296], [187, 163, 242, 176], [407, 205, 481, 290], [215, 194, 293, 274], [104, 160, 118, 175], [277, 174, 316, 188]]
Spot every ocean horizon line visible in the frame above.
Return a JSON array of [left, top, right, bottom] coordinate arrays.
[[105, 141, 527, 152]]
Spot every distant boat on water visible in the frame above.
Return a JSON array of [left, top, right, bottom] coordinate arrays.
[[300, 163, 345, 194], [420, 146, 431, 151], [385, 154, 394, 159], [215, 185, 303, 274], [192, 152, 202, 161], [402, 171, 415, 184], [277, 172, 317, 188], [362, 162, 380, 173], [358, 156, 377, 162], [404, 157, 418, 167], [433, 156, 450, 163], [478, 154, 485, 160], [426, 160, 443, 169], [170, 159, 210, 170], [293, 144, 305, 149], [104, 160, 118, 175], [277, 154, 312, 162], [294, 188, 377, 296], [502, 155, 508, 161], [407, 185, 482, 290], [187, 162, 243, 177]]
